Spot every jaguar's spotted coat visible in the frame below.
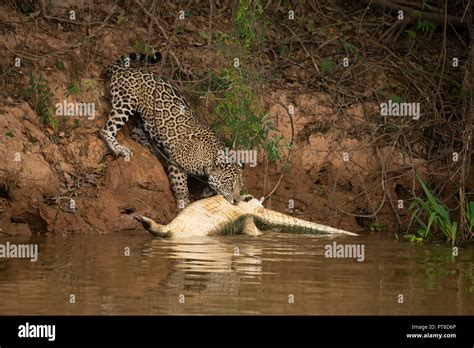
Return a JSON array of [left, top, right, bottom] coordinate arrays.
[[100, 53, 243, 207]]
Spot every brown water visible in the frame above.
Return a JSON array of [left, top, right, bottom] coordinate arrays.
[[0, 232, 472, 315]]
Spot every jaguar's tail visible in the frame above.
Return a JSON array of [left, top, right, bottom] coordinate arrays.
[[105, 52, 162, 76]]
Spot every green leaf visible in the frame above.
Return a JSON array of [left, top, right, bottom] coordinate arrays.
[[321, 58, 334, 73], [404, 29, 416, 40], [416, 20, 436, 32], [55, 60, 65, 70], [342, 40, 356, 54], [390, 95, 402, 103], [65, 83, 81, 97]]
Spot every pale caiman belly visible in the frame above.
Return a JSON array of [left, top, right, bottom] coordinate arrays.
[[134, 195, 358, 239]]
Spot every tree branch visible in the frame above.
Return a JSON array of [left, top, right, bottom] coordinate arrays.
[[360, 0, 468, 28]]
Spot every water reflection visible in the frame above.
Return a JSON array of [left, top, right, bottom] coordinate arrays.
[[141, 237, 264, 275], [0, 232, 472, 315]]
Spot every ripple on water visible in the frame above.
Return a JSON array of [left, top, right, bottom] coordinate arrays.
[[0, 232, 472, 315]]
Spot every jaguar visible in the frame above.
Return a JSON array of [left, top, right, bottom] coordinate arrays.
[[100, 53, 243, 207]]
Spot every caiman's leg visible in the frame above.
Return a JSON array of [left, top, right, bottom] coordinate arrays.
[[241, 217, 263, 236]]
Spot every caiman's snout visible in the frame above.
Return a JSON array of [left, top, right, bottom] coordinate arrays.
[[133, 214, 169, 238], [133, 214, 150, 228]]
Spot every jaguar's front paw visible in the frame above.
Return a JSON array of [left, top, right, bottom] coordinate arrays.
[[114, 145, 133, 159]]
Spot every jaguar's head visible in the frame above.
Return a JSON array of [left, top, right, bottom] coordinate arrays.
[[208, 161, 243, 204]]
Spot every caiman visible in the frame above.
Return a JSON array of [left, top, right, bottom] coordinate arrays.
[[134, 195, 358, 238]]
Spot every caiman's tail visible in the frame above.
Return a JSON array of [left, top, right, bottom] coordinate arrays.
[[133, 214, 169, 238], [254, 207, 359, 236], [105, 52, 162, 76]]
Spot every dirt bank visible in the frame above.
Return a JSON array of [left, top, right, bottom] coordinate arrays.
[[0, 0, 470, 237], [0, 102, 176, 234]]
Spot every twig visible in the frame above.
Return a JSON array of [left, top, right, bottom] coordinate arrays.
[[332, 163, 387, 218], [283, 24, 320, 73], [136, 0, 192, 77], [376, 146, 402, 231], [360, 0, 468, 28], [260, 93, 295, 202]]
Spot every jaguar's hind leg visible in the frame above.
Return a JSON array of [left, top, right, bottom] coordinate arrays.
[[132, 123, 153, 151], [168, 163, 191, 210], [132, 121, 167, 159]]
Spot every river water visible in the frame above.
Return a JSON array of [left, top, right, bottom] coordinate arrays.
[[0, 232, 472, 315]]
